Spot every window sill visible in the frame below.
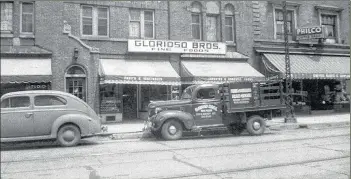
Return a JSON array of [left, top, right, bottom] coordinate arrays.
[[226, 42, 236, 47], [19, 34, 35, 39], [80, 36, 128, 42], [1, 33, 14, 38]]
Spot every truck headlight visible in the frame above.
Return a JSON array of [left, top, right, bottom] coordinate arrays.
[[155, 107, 163, 114]]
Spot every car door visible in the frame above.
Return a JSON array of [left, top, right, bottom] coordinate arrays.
[[1, 95, 34, 138], [192, 87, 223, 126], [32, 95, 68, 136]]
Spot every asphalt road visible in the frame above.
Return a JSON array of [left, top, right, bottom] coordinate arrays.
[[1, 126, 350, 179]]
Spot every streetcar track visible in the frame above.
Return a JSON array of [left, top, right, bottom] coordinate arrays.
[[1, 134, 349, 164]]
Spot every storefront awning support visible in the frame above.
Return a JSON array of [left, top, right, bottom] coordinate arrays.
[[283, 1, 296, 123]]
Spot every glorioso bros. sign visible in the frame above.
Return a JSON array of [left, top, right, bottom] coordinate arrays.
[[128, 39, 226, 54]]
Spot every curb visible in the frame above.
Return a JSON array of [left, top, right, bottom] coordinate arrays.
[[103, 121, 350, 140]]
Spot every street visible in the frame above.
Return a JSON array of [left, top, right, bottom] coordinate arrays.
[[1, 126, 350, 179]]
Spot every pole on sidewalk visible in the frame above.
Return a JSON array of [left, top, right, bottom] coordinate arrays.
[[283, 1, 296, 123]]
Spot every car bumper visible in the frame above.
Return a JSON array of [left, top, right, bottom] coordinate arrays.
[[143, 116, 158, 131]]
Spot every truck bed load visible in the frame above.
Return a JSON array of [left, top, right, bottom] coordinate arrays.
[[219, 80, 286, 113]]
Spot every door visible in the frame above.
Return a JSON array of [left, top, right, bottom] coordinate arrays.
[[0, 96, 34, 138], [32, 95, 68, 136], [123, 84, 137, 119], [192, 87, 222, 126]]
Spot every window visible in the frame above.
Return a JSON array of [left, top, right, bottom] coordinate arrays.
[[224, 4, 235, 42], [191, 2, 202, 40], [65, 66, 87, 101], [206, 16, 218, 41], [129, 9, 154, 38], [321, 14, 337, 43], [1, 2, 13, 32], [1, 96, 30, 108], [21, 2, 34, 33], [81, 5, 109, 36], [34, 95, 67, 106], [274, 9, 294, 40], [197, 88, 216, 100]]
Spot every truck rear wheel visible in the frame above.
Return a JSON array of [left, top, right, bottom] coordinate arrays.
[[161, 119, 183, 140], [246, 115, 266, 135]]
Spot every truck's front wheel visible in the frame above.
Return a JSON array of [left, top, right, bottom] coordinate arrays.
[[246, 115, 266, 135], [161, 119, 183, 140]]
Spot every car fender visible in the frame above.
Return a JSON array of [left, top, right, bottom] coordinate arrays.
[[153, 110, 195, 130], [50, 114, 93, 138]]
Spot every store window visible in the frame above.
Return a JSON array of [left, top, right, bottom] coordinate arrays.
[[129, 9, 154, 38], [191, 2, 202, 40], [274, 8, 295, 41], [21, 2, 34, 33], [140, 85, 170, 111], [100, 84, 122, 114], [224, 4, 235, 42], [81, 5, 109, 37], [65, 66, 87, 101], [1, 2, 13, 33]]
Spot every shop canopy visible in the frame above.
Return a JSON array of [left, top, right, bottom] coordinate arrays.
[[1, 58, 52, 83], [180, 60, 265, 84], [263, 54, 350, 79], [99, 59, 181, 85]]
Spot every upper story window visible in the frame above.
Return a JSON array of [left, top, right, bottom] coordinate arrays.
[[1, 2, 13, 33], [224, 4, 235, 42], [205, 15, 218, 41], [21, 2, 34, 34], [191, 2, 202, 40], [81, 5, 109, 37], [274, 8, 295, 41], [129, 9, 154, 39], [316, 5, 343, 44]]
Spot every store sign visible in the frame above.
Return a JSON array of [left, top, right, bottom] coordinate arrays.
[[296, 26, 326, 40], [128, 39, 226, 54]]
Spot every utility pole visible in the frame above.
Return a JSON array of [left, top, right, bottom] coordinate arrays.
[[283, 1, 296, 123]]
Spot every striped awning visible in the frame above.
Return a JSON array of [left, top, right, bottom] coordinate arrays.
[[263, 54, 350, 79], [1, 58, 52, 83], [181, 60, 265, 84], [99, 59, 180, 85]]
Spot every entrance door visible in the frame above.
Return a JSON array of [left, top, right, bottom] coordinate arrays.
[[192, 87, 222, 126], [123, 85, 137, 119], [1, 96, 34, 138]]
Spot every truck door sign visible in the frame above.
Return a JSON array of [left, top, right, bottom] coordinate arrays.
[[195, 104, 218, 119]]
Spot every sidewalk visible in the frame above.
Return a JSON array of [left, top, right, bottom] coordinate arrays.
[[99, 112, 350, 139]]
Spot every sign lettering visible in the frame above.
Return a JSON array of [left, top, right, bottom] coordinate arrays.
[[296, 26, 326, 40]]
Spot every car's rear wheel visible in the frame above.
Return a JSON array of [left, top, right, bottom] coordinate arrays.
[[161, 119, 183, 140], [57, 124, 81, 147]]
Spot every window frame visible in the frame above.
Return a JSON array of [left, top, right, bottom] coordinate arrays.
[[318, 10, 340, 44], [64, 65, 88, 102], [80, 5, 109, 37], [205, 15, 219, 42], [272, 5, 297, 41], [34, 95, 67, 107], [1, 2, 14, 33], [191, 12, 202, 40], [195, 88, 217, 101], [20, 2, 35, 34], [129, 9, 155, 39], [224, 15, 235, 42]]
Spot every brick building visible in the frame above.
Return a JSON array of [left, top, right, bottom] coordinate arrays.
[[1, 1, 349, 122]]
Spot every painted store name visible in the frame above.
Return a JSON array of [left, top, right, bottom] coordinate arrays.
[[124, 76, 163, 81]]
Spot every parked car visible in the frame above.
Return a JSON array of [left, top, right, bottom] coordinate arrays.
[[1, 90, 102, 147]]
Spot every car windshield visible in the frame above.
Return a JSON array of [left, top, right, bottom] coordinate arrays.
[[181, 85, 196, 100]]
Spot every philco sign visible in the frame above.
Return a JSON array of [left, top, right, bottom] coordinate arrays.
[[296, 26, 326, 40], [128, 39, 226, 54]]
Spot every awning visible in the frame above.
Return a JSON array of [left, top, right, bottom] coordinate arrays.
[[1, 58, 52, 83], [99, 59, 181, 85], [263, 54, 350, 79], [181, 60, 265, 84], [181, 52, 249, 59]]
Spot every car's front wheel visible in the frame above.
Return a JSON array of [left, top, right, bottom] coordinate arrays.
[[57, 124, 81, 147], [161, 119, 183, 140]]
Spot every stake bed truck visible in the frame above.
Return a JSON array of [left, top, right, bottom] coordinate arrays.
[[144, 80, 286, 140]]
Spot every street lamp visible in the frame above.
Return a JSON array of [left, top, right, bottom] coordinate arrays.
[[283, 1, 296, 123]]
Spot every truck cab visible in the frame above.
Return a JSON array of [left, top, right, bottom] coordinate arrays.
[[145, 81, 285, 140]]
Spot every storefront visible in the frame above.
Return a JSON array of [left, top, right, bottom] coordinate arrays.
[[98, 58, 181, 122], [1, 57, 52, 96], [262, 53, 350, 112]]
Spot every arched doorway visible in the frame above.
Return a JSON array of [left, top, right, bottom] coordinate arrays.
[[65, 65, 87, 101]]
